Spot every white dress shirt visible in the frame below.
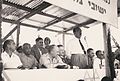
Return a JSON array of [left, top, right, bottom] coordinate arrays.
[[1, 52, 22, 68], [66, 37, 87, 57], [93, 57, 105, 69], [40, 54, 66, 68]]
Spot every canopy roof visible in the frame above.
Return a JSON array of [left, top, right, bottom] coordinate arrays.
[[1, 0, 120, 35]]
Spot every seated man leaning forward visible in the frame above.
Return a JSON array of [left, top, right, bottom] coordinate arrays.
[[1, 39, 22, 69], [19, 43, 38, 69], [39, 45, 68, 69]]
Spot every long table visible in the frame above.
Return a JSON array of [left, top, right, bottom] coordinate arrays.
[[2, 69, 120, 81]]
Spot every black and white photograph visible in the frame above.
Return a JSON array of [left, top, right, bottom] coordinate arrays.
[[0, 0, 120, 81]]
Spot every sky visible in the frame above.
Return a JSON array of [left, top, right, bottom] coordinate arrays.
[[1, 17, 120, 52]]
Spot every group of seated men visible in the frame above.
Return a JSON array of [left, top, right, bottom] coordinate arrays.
[[1, 37, 71, 69], [1, 31, 120, 69], [1, 37, 120, 69]]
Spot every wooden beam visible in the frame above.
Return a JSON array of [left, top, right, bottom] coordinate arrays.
[[2, 18, 73, 35], [118, 8, 120, 17], [23, 0, 34, 6], [21, 23, 73, 35], [2, 18, 16, 23], [29, 10, 79, 25], [102, 23, 112, 78], [16, 23, 20, 47], [3, 0, 80, 26], [63, 32, 65, 48], [64, 19, 96, 32], [0, 0, 2, 79], [2, 26, 17, 43], [10, 1, 51, 25], [38, 12, 79, 24], [38, 13, 77, 30], [3, 0, 32, 12], [0, 0, 2, 61], [27, 18, 66, 29]]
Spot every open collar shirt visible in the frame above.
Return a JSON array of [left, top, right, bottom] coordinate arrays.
[[1, 51, 22, 68]]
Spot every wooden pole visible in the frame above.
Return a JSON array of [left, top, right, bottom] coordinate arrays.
[[0, 0, 2, 60], [63, 28, 66, 49], [16, 23, 20, 47], [63, 34, 65, 46], [0, 0, 3, 81], [102, 23, 111, 77], [63, 33, 65, 48], [2, 26, 17, 43]]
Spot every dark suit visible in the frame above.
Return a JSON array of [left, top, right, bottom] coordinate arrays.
[[31, 45, 47, 63]]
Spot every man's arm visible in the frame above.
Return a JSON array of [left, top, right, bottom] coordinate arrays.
[[40, 56, 65, 68], [33, 56, 39, 68]]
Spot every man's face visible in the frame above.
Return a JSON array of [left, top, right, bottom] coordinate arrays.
[[88, 50, 94, 58], [8, 41, 16, 52], [23, 45, 31, 55], [44, 40, 50, 46], [74, 30, 82, 39], [117, 54, 120, 61], [58, 47, 65, 56], [36, 40, 43, 47], [51, 46, 59, 57], [97, 51, 105, 59]]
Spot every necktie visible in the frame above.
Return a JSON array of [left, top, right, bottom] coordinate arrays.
[[100, 59, 102, 69], [78, 39, 86, 54]]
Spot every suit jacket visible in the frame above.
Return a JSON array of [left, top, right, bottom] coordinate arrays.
[[31, 45, 47, 63]]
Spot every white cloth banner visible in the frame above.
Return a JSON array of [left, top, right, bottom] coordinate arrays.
[[43, 0, 118, 27]]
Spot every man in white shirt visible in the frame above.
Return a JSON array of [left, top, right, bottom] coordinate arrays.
[[40, 45, 68, 68], [1, 39, 22, 69], [114, 48, 120, 69], [94, 50, 105, 69], [66, 27, 88, 69], [87, 48, 94, 69], [66, 27, 87, 57]]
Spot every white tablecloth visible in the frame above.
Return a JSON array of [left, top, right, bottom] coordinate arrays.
[[2, 69, 120, 81]]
